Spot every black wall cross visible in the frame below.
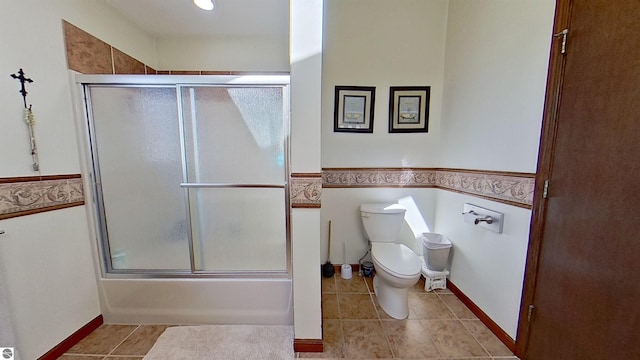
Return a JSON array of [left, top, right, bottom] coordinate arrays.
[[10, 68, 33, 108]]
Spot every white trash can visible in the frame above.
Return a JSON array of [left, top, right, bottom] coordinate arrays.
[[421, 233, 452, 271]]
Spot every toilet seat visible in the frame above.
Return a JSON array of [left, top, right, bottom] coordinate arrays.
[[371, 243, 421, 279]]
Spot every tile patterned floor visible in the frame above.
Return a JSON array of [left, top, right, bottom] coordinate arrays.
[[297, 274, 518, 359], [60, 324, 169, 359], [59, 275, 518, 360]]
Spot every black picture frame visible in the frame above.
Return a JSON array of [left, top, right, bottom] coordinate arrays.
[[389, 86, 430, 133], [334, 86, 376, 133]]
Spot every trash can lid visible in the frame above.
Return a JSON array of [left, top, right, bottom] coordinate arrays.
[[421, 233, 452, 249]]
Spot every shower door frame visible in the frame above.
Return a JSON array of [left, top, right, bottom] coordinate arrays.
[[77, 74, 291, 279]]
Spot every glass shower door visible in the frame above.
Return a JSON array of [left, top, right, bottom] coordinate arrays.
[[87, 86, 191, 271], [180, 85, 289, 274]]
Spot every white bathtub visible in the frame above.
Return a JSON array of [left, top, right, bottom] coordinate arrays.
[[98, 277, 293, 325]]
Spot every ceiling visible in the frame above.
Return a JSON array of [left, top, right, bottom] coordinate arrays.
[[105, 0, 289, 38]]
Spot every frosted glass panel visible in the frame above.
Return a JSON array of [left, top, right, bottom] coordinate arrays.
[[189, 188, 287, 272], [181, 85, 288, 273], [88, 86, 190, 270], [85, 78, 289, 275], [182, 86, 285, 184]]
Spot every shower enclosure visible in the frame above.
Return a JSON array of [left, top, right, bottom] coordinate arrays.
[[75, 75, 292, 324]]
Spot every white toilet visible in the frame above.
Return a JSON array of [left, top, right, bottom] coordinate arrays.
[[360, 203, 421, 319]]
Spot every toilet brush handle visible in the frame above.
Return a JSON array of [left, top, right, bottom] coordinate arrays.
[[343, 242, 347, 265]]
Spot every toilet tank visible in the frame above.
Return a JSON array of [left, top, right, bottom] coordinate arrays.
[[360, 203, 407, 242]]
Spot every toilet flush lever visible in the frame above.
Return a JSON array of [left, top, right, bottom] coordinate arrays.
[[462, 204, 504, 233], [0, 230, 5, 235], [474, 216, 493, 225], [462, 210, 493, 224]]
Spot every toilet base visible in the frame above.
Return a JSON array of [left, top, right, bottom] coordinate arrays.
[[373, 275, 411, 319]]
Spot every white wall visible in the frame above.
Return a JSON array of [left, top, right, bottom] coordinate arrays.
[[290, 0, 323, 341], [439, 0, 555, 173], [322, 0, 448, 168], [435, 0, 555, 338], [321, 0, 448, 266], [0, 1, 156, 358], [157, 36, 289, 71], [0, 267, 18, 360], [435, 192, 533, 337]]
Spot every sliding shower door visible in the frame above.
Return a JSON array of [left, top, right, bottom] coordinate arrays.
[[180, 86, 288, 273], [84, 76, 290, 276], [88, 86, 190, 271]]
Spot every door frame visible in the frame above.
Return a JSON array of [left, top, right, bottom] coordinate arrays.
[[515, 0, 571, 356]]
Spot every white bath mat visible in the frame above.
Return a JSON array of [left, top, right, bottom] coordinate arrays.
[[143, 325, 294, 360]]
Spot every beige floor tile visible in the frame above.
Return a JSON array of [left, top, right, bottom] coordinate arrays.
[[58, 356, 104, 359], [409, 293, 456, 320], [371, 295, 395, 320], [363, 276, 375, 293], [380, 319, 441, 358], [438, 293, 478, 319], [431, 287, 453, 294], [461, 319, 513, 356], [342, 320, 393, 358], [66, 324, 138, 355], [111, 325, 169, 356], [422, 319, 490, 358], [322, 275, 337, 293], [299, 319, 345, 358], [336, 276, 369, 293], [104, 357, 144, 360], [338, 294, 378, 319], [408, 276, 427, 293], [323, 293, 341, 319]]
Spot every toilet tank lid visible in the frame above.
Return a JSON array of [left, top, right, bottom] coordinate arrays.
[[360, 203, 406, 214]]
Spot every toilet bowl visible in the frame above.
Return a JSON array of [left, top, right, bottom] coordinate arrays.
[[360, 203, 421, 319]]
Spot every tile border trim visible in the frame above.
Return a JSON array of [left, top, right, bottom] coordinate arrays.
[[322, 168, 535, 209], [0, 174, 85, 220], [290, 173, 322, 208]]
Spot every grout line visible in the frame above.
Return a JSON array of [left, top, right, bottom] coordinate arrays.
[[105, 325, 140, 357], [435, 292, 496, 358], [459, 318, 496, 358], [339, 318, 346, 358], [59, 355, 104, 358], [437, 294, 515, 359], [110, 46, 115, 75]]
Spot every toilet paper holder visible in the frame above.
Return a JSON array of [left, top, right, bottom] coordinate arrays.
[[462, 204, 504, 233]]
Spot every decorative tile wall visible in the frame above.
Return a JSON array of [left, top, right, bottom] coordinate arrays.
[[62, 21, 290, 76], [435, 169, 535, 208], [63, 21, 113, 74], [58, 21, 536, 210], [0, 175, 85, 220], [322, 168, 437, 188], [290, 174, 322, 208], [63, 20, 155, 75], [323, 168, 535, 209]]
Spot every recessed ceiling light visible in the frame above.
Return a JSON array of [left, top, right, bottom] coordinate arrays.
[[194, 0, 215, 11]]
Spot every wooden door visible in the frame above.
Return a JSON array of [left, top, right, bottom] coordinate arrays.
[[518, 0, 640, 358]]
